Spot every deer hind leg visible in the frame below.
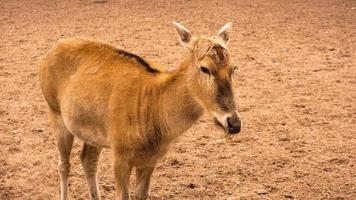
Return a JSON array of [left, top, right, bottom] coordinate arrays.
[[80, 143, 102, 200], [135, 167, 155, 200], [49, 109, 74, 200], [113, 156, 133, 200]]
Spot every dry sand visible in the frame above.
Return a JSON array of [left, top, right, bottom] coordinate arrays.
[[0, 0, 355, 199]]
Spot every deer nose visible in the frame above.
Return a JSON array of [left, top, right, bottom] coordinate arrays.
[[227, 113, 241, 134]]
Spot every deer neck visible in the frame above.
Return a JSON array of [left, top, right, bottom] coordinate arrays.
[[157, 61, 204, 139]]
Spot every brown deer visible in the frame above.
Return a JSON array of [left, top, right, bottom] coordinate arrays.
[[39, 22, 241, 200]]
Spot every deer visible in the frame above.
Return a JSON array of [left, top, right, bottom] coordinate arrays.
[[39, 22, 241, 200]]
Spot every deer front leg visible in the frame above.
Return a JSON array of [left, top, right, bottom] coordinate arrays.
[[113, 157, 132, 200], [135, 167, 155, 200]]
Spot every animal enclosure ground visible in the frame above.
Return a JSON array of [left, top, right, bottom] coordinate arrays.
[[0, 0, 355, 199]]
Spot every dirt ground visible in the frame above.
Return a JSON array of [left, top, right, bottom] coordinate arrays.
[[1, 0, 355, 199]]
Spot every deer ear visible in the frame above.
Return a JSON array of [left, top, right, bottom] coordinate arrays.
[[217, 22, 232, 43], [172, 22, 195, 49]]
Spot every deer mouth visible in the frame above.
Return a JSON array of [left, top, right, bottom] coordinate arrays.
[[214, 115, 241, 134], [214, 117, 227, 132]]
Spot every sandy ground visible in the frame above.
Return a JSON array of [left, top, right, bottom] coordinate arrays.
[[1, 0, 356, 199]]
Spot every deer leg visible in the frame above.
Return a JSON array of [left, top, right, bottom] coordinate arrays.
[[113, 156, 132, 200], [135, 167, 155, 200], [49, 109, 74, 200], [80, 143, 102, 200]]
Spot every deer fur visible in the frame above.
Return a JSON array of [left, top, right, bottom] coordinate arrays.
[[39, 22, 240, 200]]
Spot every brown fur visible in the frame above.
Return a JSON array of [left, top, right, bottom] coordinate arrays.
[[39, 23, 239, 200]]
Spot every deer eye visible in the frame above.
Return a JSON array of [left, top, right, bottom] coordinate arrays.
[[200, 66, 210, 75]]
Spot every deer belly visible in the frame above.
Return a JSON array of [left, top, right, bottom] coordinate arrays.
[[62, 116, 110, 148]]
